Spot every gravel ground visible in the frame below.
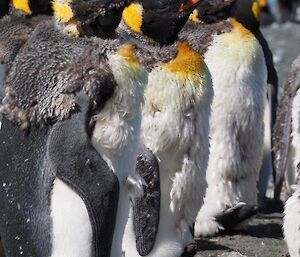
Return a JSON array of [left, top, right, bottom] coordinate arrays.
[[195, 207, 288, 257]]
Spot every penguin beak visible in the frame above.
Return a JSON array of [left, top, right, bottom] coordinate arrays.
[[178, 0, 200, 12]]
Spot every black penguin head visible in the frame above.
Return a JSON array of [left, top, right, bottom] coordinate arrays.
[[53, 0, 132, 37], [230, 0, 261, 33], [191, 0, 235, 23], [11, 0, 52, 15], [191, 0, 261, 32], [0, 0, 10, 18], [123, 0, 200, 45]]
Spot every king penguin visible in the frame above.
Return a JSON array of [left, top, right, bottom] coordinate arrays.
[[0, 0, 148, 256], [119, 1, 213, 256], [0, 0, 52, 96], [181, 0, 268, 237], [229, 0, 279, 207], [279, 54, 300, 257], [0, 0, 52, 154]]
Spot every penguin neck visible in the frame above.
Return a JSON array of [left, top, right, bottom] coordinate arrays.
[[119, 20, 161, 47]]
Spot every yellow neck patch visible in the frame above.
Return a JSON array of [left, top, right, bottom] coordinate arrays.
[[165, 41, 205, 80], [122, 3, 143, 33], [189, 10, 203, 23], [229, 18, 254, 38], [52, 0, 74, 23], [117, 44, 141, 70], [252, 1, 261, 21], [12, 0, 32, 15]]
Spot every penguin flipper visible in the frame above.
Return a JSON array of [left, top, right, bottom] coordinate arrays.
[[133, 145, 160, 256], [47, 92, 119, 257], [215, 203, 258, 232]]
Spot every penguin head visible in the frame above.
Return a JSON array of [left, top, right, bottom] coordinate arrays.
[[230, 0, 261, 33], [123, 0, 200, 45], [190, 0, 236, 24], [190, 0, 261, 33], [11, 0, 52, 15], [0, 0, 10, 18], [53, 0, 132, 38]]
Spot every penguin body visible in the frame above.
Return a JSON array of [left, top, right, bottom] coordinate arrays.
[[0, 0, 147, 256], [280, 54, 300, 257], [273, 54, 300, 201], [120, 1, 213, 256], [122, 40, 212, 257], [183, 0, 267, 236], [230, 0, 278, 204]]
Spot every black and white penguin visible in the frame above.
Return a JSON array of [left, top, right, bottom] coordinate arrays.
[[229, 0, 279, 206], [182, 0, 267, 236], [119, 1, 213, 256], [280, 54, 300, 257], [0, 0, 148, 257]]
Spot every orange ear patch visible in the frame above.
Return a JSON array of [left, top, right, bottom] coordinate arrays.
[[52, 0, 74, 23], [252, 1, 261, 21], [12, 0, 32, 15], [122, 3, 143, 33]]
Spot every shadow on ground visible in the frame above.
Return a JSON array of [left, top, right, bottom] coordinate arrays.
[[194, 204, 288, 257]]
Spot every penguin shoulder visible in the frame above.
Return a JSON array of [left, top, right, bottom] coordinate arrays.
[[117, 25, 178, 71], [180, 19, 232, 55], [0, 16, 33, 66], [0, 12, 51, 67], [0, 21, 118, 131]]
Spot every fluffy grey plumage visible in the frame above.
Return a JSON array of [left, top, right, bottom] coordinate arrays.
[[180, 20, 233, 54], [0, 15, 49, 67], [273, 54, 300, 198], [0, 20, 119, 131]]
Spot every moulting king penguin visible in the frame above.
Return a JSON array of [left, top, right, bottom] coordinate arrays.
[[119, 0, 213, 256], [229, 0, 279, 208], [0, 0, 53, 97], [0, 0, 52, 158], [0, 0, 148, 256], [280, 54, 300, 257], [181, 0, 268, 237]]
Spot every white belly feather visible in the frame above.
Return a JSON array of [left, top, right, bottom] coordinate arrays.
[[50, 179, 92, 257]]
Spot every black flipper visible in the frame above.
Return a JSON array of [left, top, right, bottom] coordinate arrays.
[[133, 145, 160, 256], [215, 203, 258, 231], [47, 92, 119, 257], [255, 30, 278, 127]]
